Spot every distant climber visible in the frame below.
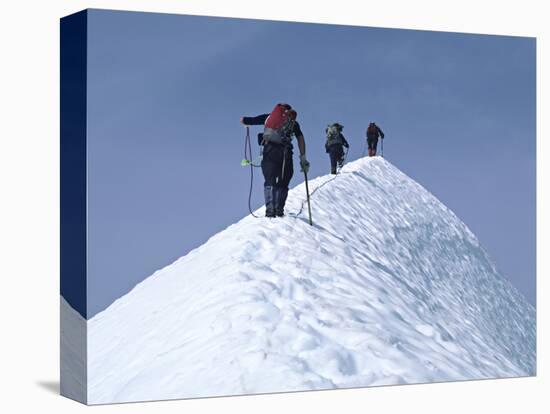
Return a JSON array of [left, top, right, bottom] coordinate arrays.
[[366, 122, 385, 157], [240, 103, 310, 218], [325, 123, 349, 174]]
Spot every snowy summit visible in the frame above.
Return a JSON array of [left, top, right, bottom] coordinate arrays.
[[74, 157, 534, 404]]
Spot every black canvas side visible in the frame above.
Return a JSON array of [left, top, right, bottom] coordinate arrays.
[[60, 9, 88, 405]]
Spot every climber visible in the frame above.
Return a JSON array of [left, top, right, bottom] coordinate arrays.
[[366, 122, 385, 157], [325, 123, 349, 174], [240, 103, 310, 218]]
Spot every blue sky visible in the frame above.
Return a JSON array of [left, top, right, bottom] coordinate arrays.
[[74, 9, 535, 318]]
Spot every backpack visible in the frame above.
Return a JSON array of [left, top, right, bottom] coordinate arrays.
[[263, 103, 297, 144], [367, 123, 379, 139], [326, 124, 344, 147]]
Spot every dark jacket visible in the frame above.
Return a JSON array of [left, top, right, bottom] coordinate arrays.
[[366, 124, 385, 140], [325, 133, 349, 152]]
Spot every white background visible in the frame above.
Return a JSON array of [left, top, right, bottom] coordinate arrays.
[[0, 0, 546, 413]]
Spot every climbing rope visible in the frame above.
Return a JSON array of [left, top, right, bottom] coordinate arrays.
[[243, 127, 261, 218], [338, 146, 349, 172], [243, 131, 352, 221], [289, 146, 350, 219]]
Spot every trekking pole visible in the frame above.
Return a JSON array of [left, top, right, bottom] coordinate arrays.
[[361, 141, 367, 158], [381, 138, 384, 158], [304, 171, 313, 226]]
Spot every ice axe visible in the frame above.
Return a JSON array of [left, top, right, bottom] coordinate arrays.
[[304, 171, 313, 226]]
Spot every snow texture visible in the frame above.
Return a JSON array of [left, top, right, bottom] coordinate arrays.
[[86, 157, 535, 404], [61, 297, 87, 403]]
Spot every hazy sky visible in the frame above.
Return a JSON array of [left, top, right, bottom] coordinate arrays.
[[72, 9, 535, 318]]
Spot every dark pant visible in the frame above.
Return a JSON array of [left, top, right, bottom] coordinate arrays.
[[261, 143, 294, 215], [328, 144, 344, 174], [367, 137, 378, 156]]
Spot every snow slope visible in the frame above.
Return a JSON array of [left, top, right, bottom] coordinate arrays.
[[87, 157, 535, 404]]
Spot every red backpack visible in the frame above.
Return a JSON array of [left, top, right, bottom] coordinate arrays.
[[265, 103, 295, 129], [263, 103, 297, 144]]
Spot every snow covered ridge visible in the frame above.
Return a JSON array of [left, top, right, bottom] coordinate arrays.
[[86, 157, 535, 404]]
